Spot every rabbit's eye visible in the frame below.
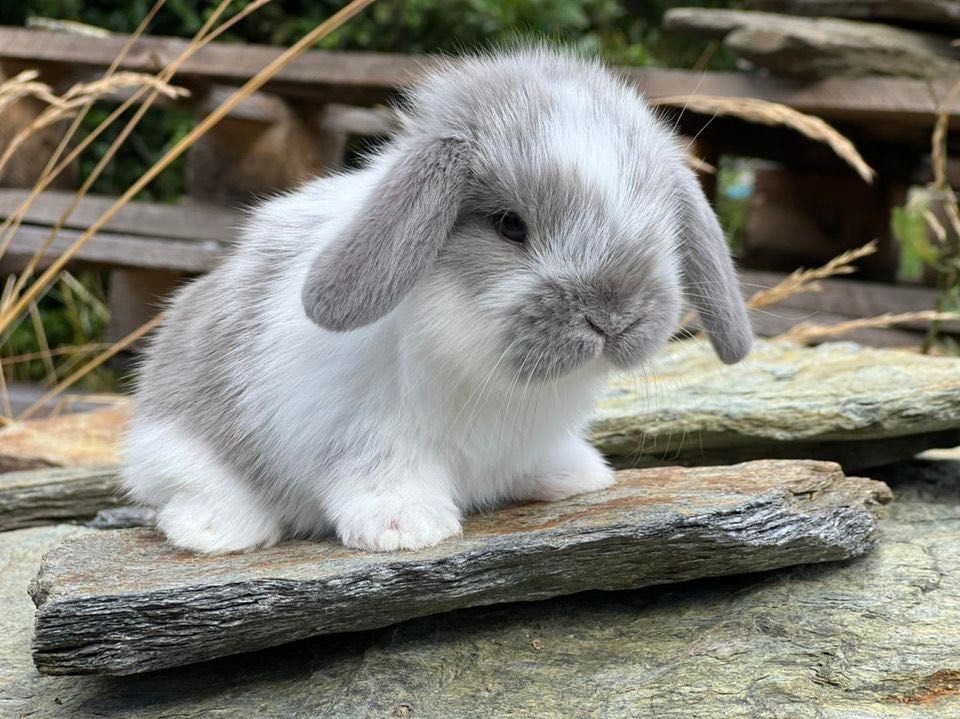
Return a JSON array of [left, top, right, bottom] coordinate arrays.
[[493, 211, 528, 244]]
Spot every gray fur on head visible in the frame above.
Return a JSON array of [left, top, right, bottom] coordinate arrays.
[[303, 45, 752, 369], [124, 46, 753, 556]]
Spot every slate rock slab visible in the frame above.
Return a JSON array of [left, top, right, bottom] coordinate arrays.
[[593, 340, 960, 470], [0, 466, 121, 531], [746, 0, 960, 32], [29, 459, 889, 676], [3, 459, 958, 717], [663, 8, 960, 79]]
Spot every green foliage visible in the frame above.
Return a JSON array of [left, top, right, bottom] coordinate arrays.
[[891, 188, 960, 352], [3, 273, 117, 391], [78, 105, 193, 202]]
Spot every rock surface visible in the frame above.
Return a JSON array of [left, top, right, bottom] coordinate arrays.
[[0, 402, 129, 473], [663, 8, 960, 79], [29, 460, 889, 676], [593, 340, 960, 470], [746, 0, 960, 31], [3, 458, 958, 716], [0, 466, 121, 531]]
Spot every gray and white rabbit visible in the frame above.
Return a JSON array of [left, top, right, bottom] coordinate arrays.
[[123, 47, 752, 553]]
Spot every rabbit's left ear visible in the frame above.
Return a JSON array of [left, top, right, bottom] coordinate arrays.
[[302, 135, 470, 331], [676, 168, 753, 364]]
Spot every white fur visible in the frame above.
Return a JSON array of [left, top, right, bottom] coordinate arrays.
[[124, 165, 615, 553]]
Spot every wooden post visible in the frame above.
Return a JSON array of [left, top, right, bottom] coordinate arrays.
[[106, 269, 182, 366]]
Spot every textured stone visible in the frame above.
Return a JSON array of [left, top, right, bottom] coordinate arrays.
[[0, 402, 129, 473], [3, 459, 958, 716], [664, 8, 960, 79], [0, 466, 121, 532], [29, 460, 888, 676], [593, 340, 960, 471], [747, 0, 960, 32]]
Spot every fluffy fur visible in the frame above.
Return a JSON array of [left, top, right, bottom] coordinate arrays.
[[123, 47, 752, 553]]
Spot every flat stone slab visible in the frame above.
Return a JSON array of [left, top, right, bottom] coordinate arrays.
[[0, 466, 121, 532], [747, 0, 960, 31], [29, 459, 889, 676], [664, 8, 960, 79], [0, 402, 129, 473], [5, 458, 959, 716], [594, 340, 960, 470]]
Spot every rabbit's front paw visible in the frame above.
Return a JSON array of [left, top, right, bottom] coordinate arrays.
[[336, 494, 462, 552], [524, 437, 616, 502], [157, 491, 283, 554]]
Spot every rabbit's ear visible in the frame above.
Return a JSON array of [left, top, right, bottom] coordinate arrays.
[[302, 135, 470, 331], [676, 168, 753, 364]]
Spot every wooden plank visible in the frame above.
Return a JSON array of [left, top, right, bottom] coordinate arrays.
[[0, 27, 426, 106], [0, 190, 238, 242], [742, 270, 939, 317], [1, 27, 957, 128], [1, 224, 220, 273], [746, 306, 923, 347], [29, 460, 890, 675], [739, 270, 955, 345]]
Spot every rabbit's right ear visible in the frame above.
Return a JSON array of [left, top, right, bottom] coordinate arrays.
[[302, 135, 470, 331]]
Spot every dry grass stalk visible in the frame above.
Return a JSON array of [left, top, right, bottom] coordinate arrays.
[[26, 301, 56, 382], [0, 0, 169, 285], [747, 241, 878, 310], [0, 0, 274, 301], [1, 342, 109, 367], [931, 78, 960, 192], [19, 312, 163, 419], [46, 391, 126, 418], [0, 0, 376, 336], [651, 95, 876, 183], [0, 73, 189, 180], [921, 78, 960, 350], [776, 311, 960, 344], [0, 70, 62, 114], [5, 0, 376, 418], [686, 154, 715, 174]]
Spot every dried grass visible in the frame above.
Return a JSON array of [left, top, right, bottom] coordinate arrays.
[[1, 0, 377, 418], [1, 343, 109, 367], [651, 95, 875, 183], [746, 241, 878, 310], [0, 73, 189, 180], [0, 70, 62, 115], [686, 154, 715, 174], [775, 311, 960, 344], [921, 78, 960, 350], [0, 0, 271, 298], [0, 0, 376, 338], [18, 313, 163, 419]]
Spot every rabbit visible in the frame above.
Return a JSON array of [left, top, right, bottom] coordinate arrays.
[[122, 46, 752, 554]]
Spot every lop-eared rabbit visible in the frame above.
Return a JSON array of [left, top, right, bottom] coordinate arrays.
[[125, 48, 752, 553]]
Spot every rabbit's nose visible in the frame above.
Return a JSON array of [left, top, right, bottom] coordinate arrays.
[[583, 310, 639, 340]]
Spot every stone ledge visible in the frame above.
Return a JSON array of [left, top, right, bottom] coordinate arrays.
[[29, 459, 890, 676]]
